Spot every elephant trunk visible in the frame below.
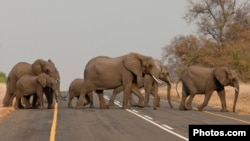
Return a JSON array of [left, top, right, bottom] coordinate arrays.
[[166, 81, 172, 108], [232, 80, 239, 112], [54, 90, 59, 103], [55, 79, 67, 101]]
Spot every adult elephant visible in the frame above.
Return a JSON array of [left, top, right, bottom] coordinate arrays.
[[68, 78, 93, 108], [178, 66, 239, 112], [14, 73, 58, 109], [109, 61, 173, 108], [3, 59, 62, 109], [77, 52, 163, 110]]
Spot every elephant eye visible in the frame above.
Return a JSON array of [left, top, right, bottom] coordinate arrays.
[[45, 69, 50, 74]]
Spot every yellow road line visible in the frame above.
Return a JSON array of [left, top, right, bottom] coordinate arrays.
[[163, 99, 250, 124], [203, 111, 250, 124], [50, 102, 58, 141]]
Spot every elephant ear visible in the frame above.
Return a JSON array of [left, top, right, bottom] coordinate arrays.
[[31, 59, 46, 75], [37, 73, 47, 88], [214, 67, 229, 86], [123, 52, 144, 86]]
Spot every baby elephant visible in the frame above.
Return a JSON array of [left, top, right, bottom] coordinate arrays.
[[68, 78, 93, 108], [14, 73, 58, 109]]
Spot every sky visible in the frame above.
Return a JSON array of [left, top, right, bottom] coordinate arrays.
[[0, 0, 195, 91]]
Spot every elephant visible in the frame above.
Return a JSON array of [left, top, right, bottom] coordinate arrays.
[[2, 59, 62, 109], [14, 73, 58, 109], [68, 78, 93, 108], [177, 66, 239, 112], [108, 61, 173, 108], [76, 52, 163, 110]]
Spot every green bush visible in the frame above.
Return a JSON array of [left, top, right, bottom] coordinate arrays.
[[0, 72, 7, 83]]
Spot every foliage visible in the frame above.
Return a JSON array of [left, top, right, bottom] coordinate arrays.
[[162, 0, 250, 82], [0, 72, 7, 83]]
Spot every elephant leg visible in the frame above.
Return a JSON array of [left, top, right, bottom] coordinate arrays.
[[15, 97, 21, 109], [144, 86, 152, 107], [95, 90, 109, 109], [217, 90, 228, 112], [8, 94, 16, 107], [129, 94, 138, 107], [37, 93, 44, 109], [130, 85, 144, 108], [44, 87, 53, 109], [23, 96, 32, 109], [186, 94, 195, 110], [85, 91, 94, 108], [76, 93, 85, 109], [152, 83, 159, 110], [179, 89, 188, 110], [109, 86, 123, 106], [31, 94, 39, 109], [122, 85, 132, 109], [197, 91, 213, 111], [156, 94, 160, 107], [68, 92, 74, 108], [166, 82, 172, 108]]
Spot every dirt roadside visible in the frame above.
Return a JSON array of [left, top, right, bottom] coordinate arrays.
[[0, 83, 14, 120]]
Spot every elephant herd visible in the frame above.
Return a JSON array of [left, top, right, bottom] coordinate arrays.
[[2, 52, 240, 112]]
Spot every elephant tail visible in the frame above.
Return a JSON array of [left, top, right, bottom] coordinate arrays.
[[175, 79, 181, 98]]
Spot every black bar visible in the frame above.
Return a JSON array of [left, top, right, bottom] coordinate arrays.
[[189, 125, 250, 141]]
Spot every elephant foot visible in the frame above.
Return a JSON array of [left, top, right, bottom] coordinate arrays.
[[108, 103, 116, 106], [156, 104, 160, 107], [75, 105, 84, 109], [68, 104, 73, 108], [122, 105, 131, 109], [100, 105, 109, 109], [25, 105, 32, 109], [89, 105, 94, 108], [47, 104, 54, 109], [144, 104, 151, 107], [197, 106, 203, 111], [185, 106, 193, 110], [31, 105, 38, 109], [38, 106, 44, 109], [137, 105, 144, 108], [221, 109, 229, 112], [179, 107, 187, 111]]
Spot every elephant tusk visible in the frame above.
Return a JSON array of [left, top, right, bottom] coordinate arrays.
[[152, 75, 164, 84]]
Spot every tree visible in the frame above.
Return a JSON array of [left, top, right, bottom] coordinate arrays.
[[184, 0, 250, 45], [162, 0, 250, 81]]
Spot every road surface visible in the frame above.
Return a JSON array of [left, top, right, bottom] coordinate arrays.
[[0, 91, 249, 141]]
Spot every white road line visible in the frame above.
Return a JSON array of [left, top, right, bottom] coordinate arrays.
[[104, 95, 188, 141], [162, 124, 173, 130], [126, 109, 188, 141], [132, 109, 139, 113], [144, 115, 153, 120]]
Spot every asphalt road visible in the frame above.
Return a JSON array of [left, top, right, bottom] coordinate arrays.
[[0, 91, 249, 141]]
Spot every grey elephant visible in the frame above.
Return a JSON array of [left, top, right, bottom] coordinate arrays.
[[14, 73, 58, 109], [76, 52, 163, 110], [177, 66, 239, 112], [68, 78, 93, 108], [3, 59, 62, 109], [109, 61, 173, 108]]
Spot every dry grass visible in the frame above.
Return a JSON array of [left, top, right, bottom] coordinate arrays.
[[0, 83, 14, 120], [158, 82, 250, 114]]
